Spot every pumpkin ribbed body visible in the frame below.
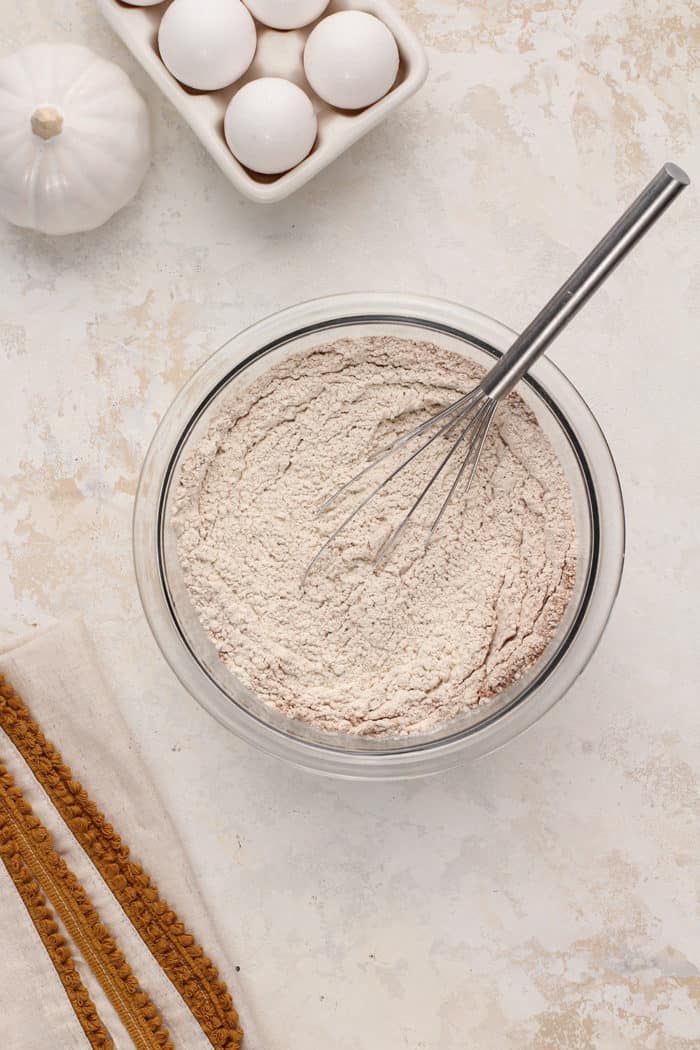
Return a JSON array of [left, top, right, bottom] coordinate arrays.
[[0, 43, 151, 235]]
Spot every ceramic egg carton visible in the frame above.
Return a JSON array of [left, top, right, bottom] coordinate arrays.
[[95, 0, 428, 204]]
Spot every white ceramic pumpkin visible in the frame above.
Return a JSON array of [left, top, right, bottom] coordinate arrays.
[[0, 43, 151, 235]]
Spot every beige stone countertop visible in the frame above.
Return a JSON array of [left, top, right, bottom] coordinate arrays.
[[1, 1, 699, 1046]]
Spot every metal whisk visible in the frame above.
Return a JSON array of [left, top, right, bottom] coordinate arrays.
[[306, 163, 689, 578]]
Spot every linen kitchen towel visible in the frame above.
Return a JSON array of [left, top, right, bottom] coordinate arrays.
[[0, 617, 261, 1050]]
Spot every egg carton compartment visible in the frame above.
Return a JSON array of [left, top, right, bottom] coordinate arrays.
[[95, 0, 428, 203]]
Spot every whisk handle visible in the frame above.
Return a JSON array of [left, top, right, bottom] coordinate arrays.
[[480, 162, 690, 400]]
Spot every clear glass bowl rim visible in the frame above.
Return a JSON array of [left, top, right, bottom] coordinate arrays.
[[133, 293, 625, 779]]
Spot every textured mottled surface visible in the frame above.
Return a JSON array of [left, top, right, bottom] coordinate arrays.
[[1, 1, 699, 1046], [174, 337, 576, 735]]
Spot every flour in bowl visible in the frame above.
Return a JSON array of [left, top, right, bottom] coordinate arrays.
[[173, 336, 576, 736]]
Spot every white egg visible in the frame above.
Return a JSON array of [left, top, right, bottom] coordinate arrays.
[[303, 11, 399, 110], [121, 0, 163, 6], [158, 0, 257, 92], [243, 0, 330, 30], [224, 78, 317, 174]]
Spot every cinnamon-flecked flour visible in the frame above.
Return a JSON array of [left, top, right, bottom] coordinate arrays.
[[173, 336, 576, 736]]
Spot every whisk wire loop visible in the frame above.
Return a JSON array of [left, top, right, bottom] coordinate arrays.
[[317, 387, 482, 515], [375, 397, 495, 563], [304, 389, 492, 581], [426, 398, 497, 544]]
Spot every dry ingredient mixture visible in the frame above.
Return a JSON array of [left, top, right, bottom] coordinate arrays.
[[173, 336, 576, 736]]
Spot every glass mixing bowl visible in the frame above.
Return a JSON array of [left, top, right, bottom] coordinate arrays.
[[133, 294, 625, 779]]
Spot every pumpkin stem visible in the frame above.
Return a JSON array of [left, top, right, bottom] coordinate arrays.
[[31, 105, 64, 141]]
